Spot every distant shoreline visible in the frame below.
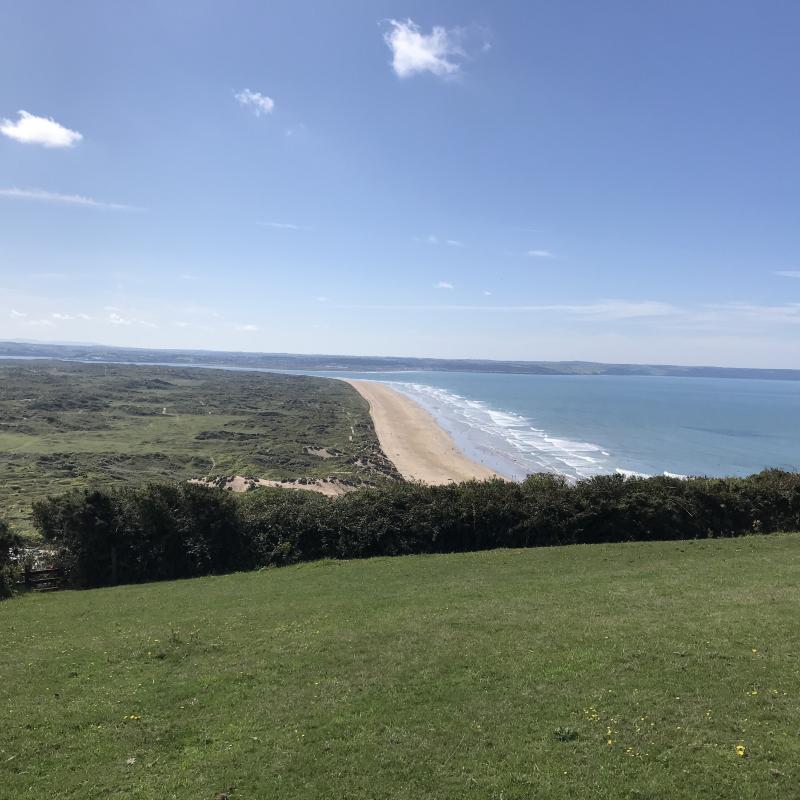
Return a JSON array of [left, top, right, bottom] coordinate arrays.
[[2, 341, 799, 381], [344, 379, 498, 484]]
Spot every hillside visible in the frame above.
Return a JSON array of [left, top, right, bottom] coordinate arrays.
[[0, 360, 397, 533], [2, 341, 799, 380], [2, 534, 799, 799]]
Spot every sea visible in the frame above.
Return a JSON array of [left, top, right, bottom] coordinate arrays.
[[305, 371, 800, 481]]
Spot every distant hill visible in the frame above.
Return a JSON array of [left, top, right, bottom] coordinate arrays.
[[1, 339, 799, 380]]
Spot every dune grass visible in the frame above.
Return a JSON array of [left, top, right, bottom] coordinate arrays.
[[2, 534, 799, 799], [0, 360, 396, 534]]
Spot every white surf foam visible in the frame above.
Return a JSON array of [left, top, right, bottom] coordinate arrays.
[[615, 468, 653, 479], [389, 381, 614, 481]]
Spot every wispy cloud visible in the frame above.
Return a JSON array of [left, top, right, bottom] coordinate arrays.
[[257, 221, 305, 230], [416, 234, 464, 246], [107, 312, 156, 328], [50, 312, 91, 321], [434, 281, 454, 289], [483, 290, 492, 296], [0, 187, 141, 211], [0, 110, 82, 148], [235, 89, 275, 116], [384, 19, 464, 78], [774, 270, 800, 279], [707, 302, 800, 324], [345, 299, 679, 319], [235, 323, 259, 332], [527, 249, 555, 258], [9, 309, 27, 319], [338, 300, 800, 328], [284, 123, 307, 138]]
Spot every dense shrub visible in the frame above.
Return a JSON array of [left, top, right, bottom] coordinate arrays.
[[0, 519, 21, 598], [33, 484, 248, 588], [30, 470, 800, 589]]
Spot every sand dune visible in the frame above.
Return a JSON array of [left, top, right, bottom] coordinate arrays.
[[345, 380, 497, 484]]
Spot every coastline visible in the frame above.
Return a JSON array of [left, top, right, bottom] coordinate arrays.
[[344, 379, 498, 484]]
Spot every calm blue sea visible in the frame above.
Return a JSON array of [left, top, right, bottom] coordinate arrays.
[[306, 371, 800, 481]]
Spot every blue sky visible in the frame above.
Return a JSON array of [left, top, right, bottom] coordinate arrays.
[[1, 0, 799, 367]]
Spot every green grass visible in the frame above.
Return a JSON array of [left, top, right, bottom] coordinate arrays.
[[0, 360, 397, 533], [2, 534, 799, 799]]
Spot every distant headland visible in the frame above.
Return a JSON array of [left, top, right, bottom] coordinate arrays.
[[1, 340, 799, 381]]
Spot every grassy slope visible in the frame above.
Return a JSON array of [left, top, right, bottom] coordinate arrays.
[[2, 534, 799, 799], [0, 360, 396, 533]]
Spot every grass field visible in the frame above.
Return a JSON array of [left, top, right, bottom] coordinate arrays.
[[2, 534, 799, 799], [0, 360, 397, 534]]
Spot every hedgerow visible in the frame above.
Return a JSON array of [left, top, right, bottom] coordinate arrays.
[[31, 470, 800, 589]]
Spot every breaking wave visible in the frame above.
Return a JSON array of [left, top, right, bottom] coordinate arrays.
[[389, 381, 613, 481]]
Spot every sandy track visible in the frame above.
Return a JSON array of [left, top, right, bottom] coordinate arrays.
[[345, 380, 497, 484]]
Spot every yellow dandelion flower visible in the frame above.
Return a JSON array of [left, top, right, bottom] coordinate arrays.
[[735, 744, 747, 758]]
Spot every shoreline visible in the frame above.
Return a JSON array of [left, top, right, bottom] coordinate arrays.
[[345, 380, 499, 484]]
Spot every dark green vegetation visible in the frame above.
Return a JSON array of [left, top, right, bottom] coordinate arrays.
[[32, 470, 800, 589], [2, 534, 799, 798], [0, 518, 20, 596], [3, 340, 799, 380], [0, 360, 396, 533]]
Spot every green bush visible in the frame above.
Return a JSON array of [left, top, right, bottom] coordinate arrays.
[[29, 470, 800, 589], [33, 484, 248, 588], [0, 519, 21, 598]]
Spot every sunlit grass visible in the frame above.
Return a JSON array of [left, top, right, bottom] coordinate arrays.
[[2, 533, 799, 798]]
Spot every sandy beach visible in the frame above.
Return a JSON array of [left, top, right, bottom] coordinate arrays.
[[345, 380, 498, 484]]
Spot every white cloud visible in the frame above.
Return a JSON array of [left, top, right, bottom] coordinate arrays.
[[106, 311, 156, 328], [51, 312, 74, 320], [446, 239, 465, 247], [483, 290, 492, 296], [434, 281, 454, 289], [10, 309, 27, 319], [235, 323, 259, 332], [28, 318, 56, 327], [384, 19, 464, 78], [0, 187, 140, 211], [527, 249, 555, 258], [774, 270, 800, 279], [0, 110, 82, 148], [235, 89, 275, 116], [315, 296, 329, 303], [173, 321, 191, 328], [257, 221, 304, 230]]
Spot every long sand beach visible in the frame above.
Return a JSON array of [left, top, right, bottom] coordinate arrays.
[[345, 379, 497, 484]]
